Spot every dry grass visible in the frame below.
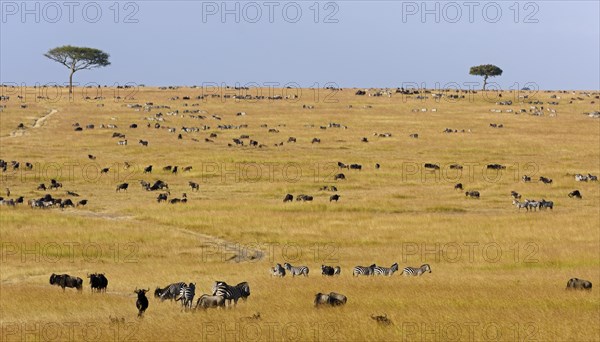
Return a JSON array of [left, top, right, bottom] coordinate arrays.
[[0, 87, 598, 341]]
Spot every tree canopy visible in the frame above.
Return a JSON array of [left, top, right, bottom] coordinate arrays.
[[44, 45, 110, 94], [469, 64, 503, 90]]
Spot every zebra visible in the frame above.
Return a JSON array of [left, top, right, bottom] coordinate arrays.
[[176, 283, 195, 310], [353, 264, 376, 276], [212, 281, 250, 306], [283, 263, 309, 277], [155, 282, 186, 301], [401, 264, 432, 276], [526, 199, 540, 211], [513, 200, 529, 211], [374, 263, 399, 276]]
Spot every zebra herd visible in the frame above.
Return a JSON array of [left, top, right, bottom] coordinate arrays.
[[270, 263, 431, 277], [152, 280, 250, 312], [353, 263, 432, 277]]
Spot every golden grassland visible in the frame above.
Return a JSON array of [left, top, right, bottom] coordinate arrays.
[[0, 86, 599, 341]]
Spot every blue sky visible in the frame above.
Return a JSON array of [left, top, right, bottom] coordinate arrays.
[[1, 1, 599, 90]]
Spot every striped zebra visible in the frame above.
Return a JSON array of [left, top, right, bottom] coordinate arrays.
[[353, 264, 377, 277], [401, 264, 432, 276], [374, 263, 399, 276], [212, 281, 250, 306], [155, 282, 186, 301], [176, 283, 195, 309], [283, 263, 309, 277]]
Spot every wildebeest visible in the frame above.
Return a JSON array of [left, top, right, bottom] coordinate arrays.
[[189, 181, 200, 191], [270, 263, 286, 277], [116, 183, 129, 192], [566, 278, 592, 290], [134, 288, 149, 317], [349, 164, 362, 171], [101, 168, 110, 174], [144, 165, 153, 173], [49, 273, 83, 291], [487, 164, 506, 170], [314, 292, 347, 307], [329, 194, 340, 202], [150, 180, 168, 191], [312, 138, 321, 144], [424, 163, 440, 170], [195, 294, 225, 309], [465, 191, 480, 198], [454, 183, 463, 190], [77, 199, 88, 207], [522, 175, 531, 182], [157, 193, 168, 203], [321, 265, 335, 276], [87, 273, 108, 293], [296, 194, 313, 202], [568, 190, 582, 199], [334, 173, 346, 180], [139, 139, 148, 146], [511, 191, 521, 199], [283, 194, 293, 202], [539, 176, 553, 184]]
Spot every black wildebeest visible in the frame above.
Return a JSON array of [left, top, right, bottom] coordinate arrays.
[[465, 191, 480, 198], [116, 183, 129, 192], [568, 190, 582, 199], [189, 181, 200, 191], [87, 273, 108, 293], [566, 278, 592, 290], [330, 194, 340, 202], [134, 288, 149, 318], [157, 193, 168, 203], [49, 273, 83, 291], [283, 194, 293, 202]]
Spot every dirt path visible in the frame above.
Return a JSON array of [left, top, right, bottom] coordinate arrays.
[[4, 109, 58, 138]]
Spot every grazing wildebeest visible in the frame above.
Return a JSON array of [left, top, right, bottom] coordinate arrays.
[[195, 294, 225, 309], [511, 191, 521, 199], [101, 168, 110, 174], [329, 194, 340, 202], [454, 183, 463, 190], [334, 173, 346, 180], [77, 199, 88, 207], [465, 191, 480, 198], [424, 163, 440, 170], [157, 193, 168, 203], [522, 175, 531, 182], [49, 273, 83, 291], [568, 190, 582, 199], [487, 164, 506, 170], [337, 162, 348, 169], [67, 191, 79, 197], [189, 181, 200, 191], [183, 166, 192, 172], [349, 164, 362, 171], [88, 154, 96, 160], [283, 194, 293, 202], [566, 278, 592, 290], [449, 164, 463, 170], [172, 166, 178, 174], [116, 183, 129, 192], [296, 194, 313, 202], [321, 265, 335, 276], [139, 139, 148, 146], [134, 288, 149, 317], [588, 174, 598, 181], [87, 273, 108, 293], [49, 179, 62, 190], [539, 176, 553, 184], [312, 138, 321, 144], [150, 180, 168, 191], [271, 263, 286, 277], [163, 165, 172, 171], [60, 199, 74, 208], [37, 183, 47, 191], [144, 165, 153, 173], [328, 292, 347, 306]]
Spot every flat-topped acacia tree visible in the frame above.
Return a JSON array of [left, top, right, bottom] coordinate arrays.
[[469, 64, 503, 91], [44, 45, 110, 95]]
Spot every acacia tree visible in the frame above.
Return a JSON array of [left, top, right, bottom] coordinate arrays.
[[469, 64, 503, 90], [44, 45, 110, 94]]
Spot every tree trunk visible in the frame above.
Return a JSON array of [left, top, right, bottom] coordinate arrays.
[[69, 68, 75, 95], [483, 75, 488, 91]]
